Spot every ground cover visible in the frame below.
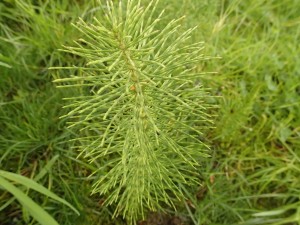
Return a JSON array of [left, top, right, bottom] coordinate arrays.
[[0, 0, 299, 224]]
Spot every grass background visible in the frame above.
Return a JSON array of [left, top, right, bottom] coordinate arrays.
[[0, 0, 299, 224]]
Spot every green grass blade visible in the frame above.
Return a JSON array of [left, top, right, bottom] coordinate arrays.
[[0, 176, 59, 225], [0, 61, 11, 68], [34, 155, 60, 182], [0, 170, 79, 215]]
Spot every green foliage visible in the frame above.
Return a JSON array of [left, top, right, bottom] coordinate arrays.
[[1, 0, 300, 225], [0, 168, 79, 225], [52, 0, 211, 222], [0, 1, 88, 224]]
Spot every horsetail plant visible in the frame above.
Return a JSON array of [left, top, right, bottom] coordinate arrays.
[[51, 0, 212, 223]]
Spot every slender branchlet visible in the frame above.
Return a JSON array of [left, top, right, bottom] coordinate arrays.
[[51, 0, 211, 223]]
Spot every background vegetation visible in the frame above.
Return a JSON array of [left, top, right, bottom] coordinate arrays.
[[0, 0, 299, 225]]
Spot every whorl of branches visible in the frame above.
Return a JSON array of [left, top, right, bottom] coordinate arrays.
[[52, 0, 211, 223]]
